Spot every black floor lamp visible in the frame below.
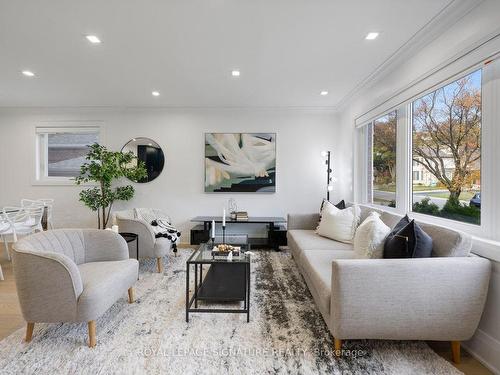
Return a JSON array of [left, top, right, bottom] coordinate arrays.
[[321, 150, 333, 201]]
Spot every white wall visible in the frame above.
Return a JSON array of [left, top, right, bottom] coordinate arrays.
[[338, 1, 500, 373], [0, 107, 351, 241]]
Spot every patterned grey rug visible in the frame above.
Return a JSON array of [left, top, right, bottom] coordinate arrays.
[[0, 249, 461, 375]]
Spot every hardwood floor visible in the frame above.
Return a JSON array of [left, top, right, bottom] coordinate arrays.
[[0, 244, 492, 374]]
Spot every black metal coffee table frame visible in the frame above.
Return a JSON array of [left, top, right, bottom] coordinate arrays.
[[185, 243, 250, 323]]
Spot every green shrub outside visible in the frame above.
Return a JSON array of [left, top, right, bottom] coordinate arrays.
[[412, 197, 480, 225]]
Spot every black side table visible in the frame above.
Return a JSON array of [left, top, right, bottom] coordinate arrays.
[[120, 232, 139, 260]]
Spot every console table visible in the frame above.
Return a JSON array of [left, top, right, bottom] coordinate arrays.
[[190, 216, 287, 250]]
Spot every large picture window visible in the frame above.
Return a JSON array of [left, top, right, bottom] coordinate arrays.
[[411, 70, 481, 224], [371, 111, 397, 207]]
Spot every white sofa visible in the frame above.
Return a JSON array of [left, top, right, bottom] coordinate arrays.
[[287, 204, 491, 363]]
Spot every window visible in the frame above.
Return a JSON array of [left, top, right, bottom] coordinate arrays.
[[36, 126, 100, 182], [411, 70, 481, 225], [370, 111, 397, 207]]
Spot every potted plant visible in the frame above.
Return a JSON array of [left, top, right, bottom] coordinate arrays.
[[75, 143, 147, 229]]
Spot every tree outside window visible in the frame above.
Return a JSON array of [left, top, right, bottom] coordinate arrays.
[[372, 111, 397, 207], [412, 70, 481, 224]]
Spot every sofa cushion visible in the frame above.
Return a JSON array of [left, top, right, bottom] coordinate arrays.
[[300, 249, 355, 315], [419, 222, 471, 257], [76, 259, 138, 321], [288, 230, 353, 254]]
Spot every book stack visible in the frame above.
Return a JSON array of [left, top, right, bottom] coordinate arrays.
[[235, 211, 249, 221]]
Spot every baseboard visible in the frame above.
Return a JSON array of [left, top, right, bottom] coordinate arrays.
[[463, 328, 500, 375]]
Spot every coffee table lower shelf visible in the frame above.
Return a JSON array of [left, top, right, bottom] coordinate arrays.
[[186, 262, 250, 322]]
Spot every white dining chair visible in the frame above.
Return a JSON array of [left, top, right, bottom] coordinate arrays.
[[2, 206, 45, 257], [21, 198, 54, 230]]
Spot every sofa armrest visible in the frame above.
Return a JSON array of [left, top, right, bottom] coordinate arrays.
[[12, 249, 82, 322], [287, 213, 320, 230], [330, 257, 491, 341], [115, 217, 156, 247], [83, 230, 130, 262]]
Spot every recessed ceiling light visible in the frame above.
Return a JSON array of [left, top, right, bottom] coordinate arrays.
[[365, 32, 379, 40], [231, 70, 240, 77], [86, 35, 101, 44], [22, 70, 35, 77], [320, 91, 329, 96], [152, 91, 160, 97]]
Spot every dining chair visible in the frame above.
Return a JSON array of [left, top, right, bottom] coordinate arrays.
[[21, 199, 54, 230], [2, 206, 45, 257]]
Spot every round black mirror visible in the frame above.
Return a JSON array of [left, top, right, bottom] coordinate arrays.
[[121, 137, 164, 183]]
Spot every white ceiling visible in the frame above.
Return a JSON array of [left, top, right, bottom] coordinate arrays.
[[0, 0, 457, 108]]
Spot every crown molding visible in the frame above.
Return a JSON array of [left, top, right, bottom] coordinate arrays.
[[334, 0, 485, 112], [0, 105, 338, 113]]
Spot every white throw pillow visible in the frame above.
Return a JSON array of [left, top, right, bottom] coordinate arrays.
[[316, 201, 360, 243], [353, 211, 391, 259]]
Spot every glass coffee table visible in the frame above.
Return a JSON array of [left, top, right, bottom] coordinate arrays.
[[185, 242, 251, 322]]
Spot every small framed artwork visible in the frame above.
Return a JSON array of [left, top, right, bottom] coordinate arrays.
[[205, 133, 276, 193]]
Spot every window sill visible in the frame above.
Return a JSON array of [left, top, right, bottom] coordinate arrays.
[[359, 202, 500, 262], [32, 179, 93, 187], [471, 237, 500, 263]]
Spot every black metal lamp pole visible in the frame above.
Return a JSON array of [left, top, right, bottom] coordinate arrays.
[[322, 151, 332, 202]]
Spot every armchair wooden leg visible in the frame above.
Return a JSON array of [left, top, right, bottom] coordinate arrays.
[[451, 341, 461, 364], [128, 287, 134, 303], [156, 257, 163, 273], [88, 320, 96, 348], [25, 322, 35, 342], [334, 338, 342, 356]]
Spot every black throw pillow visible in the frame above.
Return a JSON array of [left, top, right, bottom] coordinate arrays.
[[387, 215, 410, 237], [383, 219, 433, 258], [335, 199, 346, 210]]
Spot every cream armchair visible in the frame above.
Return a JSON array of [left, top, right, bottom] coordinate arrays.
[[12, 229, 138, 347], [113, 208, 173, 273]]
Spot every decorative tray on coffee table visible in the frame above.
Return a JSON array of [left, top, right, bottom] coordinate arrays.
[[211, 244, 241, 258]]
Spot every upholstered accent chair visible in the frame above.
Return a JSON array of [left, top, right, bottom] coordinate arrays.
[[12, 229, 138, 347], [114, 208, 173, 273]]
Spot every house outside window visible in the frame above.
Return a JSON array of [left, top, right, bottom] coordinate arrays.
[[35, 125, 101, 183]]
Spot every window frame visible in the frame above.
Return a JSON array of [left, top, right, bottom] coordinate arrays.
[[367, 110, 398, 208], [358, 59, 500, 242], [34, 123, 103, 186]]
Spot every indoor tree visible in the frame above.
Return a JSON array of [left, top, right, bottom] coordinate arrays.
[[75, 143, 147, 229]]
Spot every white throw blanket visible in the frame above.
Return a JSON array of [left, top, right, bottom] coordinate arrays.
[[134, 208, 181, 244]]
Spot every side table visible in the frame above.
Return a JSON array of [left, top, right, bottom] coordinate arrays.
[[120, 232, 139, 261]]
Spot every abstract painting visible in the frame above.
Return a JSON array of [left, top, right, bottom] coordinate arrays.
[[205, 133, 276, 192]]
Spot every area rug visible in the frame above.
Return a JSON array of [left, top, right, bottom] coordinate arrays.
[[0, 249, 461, 375]]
